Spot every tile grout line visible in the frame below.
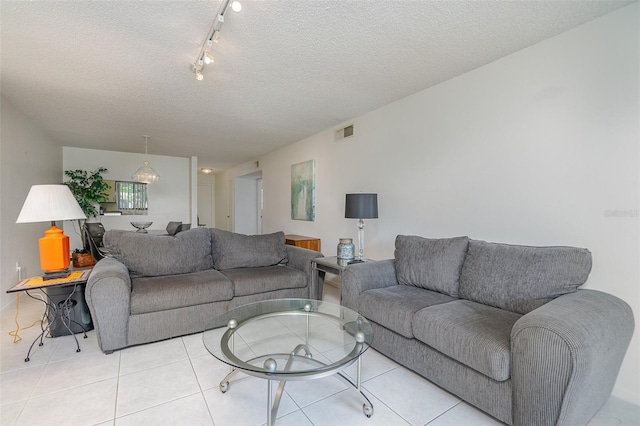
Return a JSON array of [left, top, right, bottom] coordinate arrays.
[[110, 342, 209, 423], [359, 381, 414, 426], [422, 400, 464, 425], [112, 351, 121, 424], [9, 319, 60, 426], [111, 391, 209, 424], [183, 335, 217, 425]]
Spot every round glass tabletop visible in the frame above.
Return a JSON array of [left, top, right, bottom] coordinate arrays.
[[203, 298, 373, 378]]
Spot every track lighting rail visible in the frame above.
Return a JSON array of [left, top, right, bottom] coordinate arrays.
[[192, 0, 241, 80]]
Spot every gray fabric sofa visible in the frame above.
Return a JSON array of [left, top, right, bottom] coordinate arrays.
[[341, 235, 634, 426], [85, 227, 324, 353]]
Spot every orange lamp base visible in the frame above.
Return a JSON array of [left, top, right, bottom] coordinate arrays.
[[39, 225, 71, 274]]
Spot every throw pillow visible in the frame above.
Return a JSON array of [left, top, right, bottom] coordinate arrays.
[[104, 227, 213, 277], [394, 235, 469, 297], [210, 228, 288, 270], [458, 239, 592, 314]]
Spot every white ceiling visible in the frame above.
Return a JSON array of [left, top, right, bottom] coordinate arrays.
[[1, 0, 634, 172]]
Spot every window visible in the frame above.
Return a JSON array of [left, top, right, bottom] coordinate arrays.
[[116, 181, 148, 214]]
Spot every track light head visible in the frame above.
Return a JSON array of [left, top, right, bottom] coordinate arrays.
[[191, 0, 242, 80]]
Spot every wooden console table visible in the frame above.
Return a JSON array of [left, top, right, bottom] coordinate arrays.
[[285, 234, 321, 252]]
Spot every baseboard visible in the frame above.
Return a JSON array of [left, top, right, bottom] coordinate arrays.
[[611, 387, 640, 407]]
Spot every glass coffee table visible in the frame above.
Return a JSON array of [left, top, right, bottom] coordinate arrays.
[[203, 299, 374, 425]]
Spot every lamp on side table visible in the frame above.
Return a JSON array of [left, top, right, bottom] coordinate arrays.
[[345, 193, 378, 262], [16, 185, 87, 279]]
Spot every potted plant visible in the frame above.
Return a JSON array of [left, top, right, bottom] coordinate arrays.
[[64, 167, 110, 253]]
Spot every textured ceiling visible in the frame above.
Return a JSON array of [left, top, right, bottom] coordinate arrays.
[[1, 0, 635, 172]]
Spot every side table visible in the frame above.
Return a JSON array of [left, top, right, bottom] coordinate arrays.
[[312, 256, 364, 302], [6, 269, 93, 362]]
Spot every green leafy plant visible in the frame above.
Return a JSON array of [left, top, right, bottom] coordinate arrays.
[[63, 167, 110, 218], [64, 167, 110, 253]]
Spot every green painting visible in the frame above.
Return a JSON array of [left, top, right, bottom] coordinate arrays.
[[291, 160, 315, 221]]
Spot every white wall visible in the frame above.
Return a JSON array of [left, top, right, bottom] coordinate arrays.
[[217, 4, 639, 404], [0, 97, 63, 309], [63, 147, 191, 249]]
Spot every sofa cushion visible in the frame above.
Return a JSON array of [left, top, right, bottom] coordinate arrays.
[[210, 229, 288, 270], [459, 240, 592, 314], [104, 227, 213, 277], [130, 269, 233, 314], [221, 265, 306, 297], [359, 285, 457, 339], [394, 235, 469, 297], [413, 300, 522, 381]]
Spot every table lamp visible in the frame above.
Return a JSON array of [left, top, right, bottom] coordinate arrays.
[[16, 185, 87, 279], [345, 193, 378, 262]]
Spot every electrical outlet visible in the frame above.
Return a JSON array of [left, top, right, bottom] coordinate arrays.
[[16, 261, 22, 280]]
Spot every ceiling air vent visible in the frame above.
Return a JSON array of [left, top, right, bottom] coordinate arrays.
[[335, 124, 354, 141]]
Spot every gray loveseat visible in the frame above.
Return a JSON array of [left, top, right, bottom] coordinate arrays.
[[341, 235, 634, 426], [86, 227, 324, 353]]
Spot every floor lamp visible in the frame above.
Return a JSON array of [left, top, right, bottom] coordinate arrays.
[[16, 185, 87, 279], [345, 193, 378, 262]]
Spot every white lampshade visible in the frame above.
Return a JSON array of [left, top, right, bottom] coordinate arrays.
[[16, 185, 86, 224]]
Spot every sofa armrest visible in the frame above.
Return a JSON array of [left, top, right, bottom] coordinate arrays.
[[511, 289, 634, 426], [285, 245, 324, 300], [85, 257, 132, 353], [340, 259, 398, 312]]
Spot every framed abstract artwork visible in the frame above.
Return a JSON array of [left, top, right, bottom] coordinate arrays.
[[291, 160, 315, 221]]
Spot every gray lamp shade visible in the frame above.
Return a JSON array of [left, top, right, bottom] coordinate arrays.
[[345, 193, 378, 219]]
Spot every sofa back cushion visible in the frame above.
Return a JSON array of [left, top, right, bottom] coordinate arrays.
[[459, 239, 592, 314], [394, 235, 469, 297], [210, 228, 288, 270], [104, 227, 214, 277]]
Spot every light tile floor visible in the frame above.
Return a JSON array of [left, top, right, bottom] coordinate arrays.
[[1, 285, 638, 426]]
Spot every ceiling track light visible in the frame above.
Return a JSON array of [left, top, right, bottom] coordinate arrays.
[[192, 0, 241, 81]]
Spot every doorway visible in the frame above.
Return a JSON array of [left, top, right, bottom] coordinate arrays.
[[197, 183, 214, 227], [233, 171, 263, 235]]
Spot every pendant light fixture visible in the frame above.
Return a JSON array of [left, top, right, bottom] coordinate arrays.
[[132, 135, 160, 184]]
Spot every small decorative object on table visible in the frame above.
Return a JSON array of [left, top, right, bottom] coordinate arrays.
[[72, 249, 96, 268], [337, 238, 355, 261], [130, 222, 152, 233]]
